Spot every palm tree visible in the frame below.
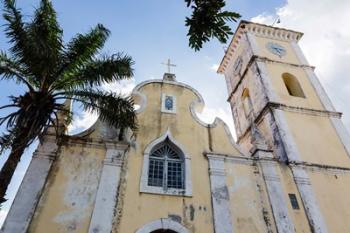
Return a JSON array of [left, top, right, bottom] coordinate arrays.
[[0, 0, 137, 204]]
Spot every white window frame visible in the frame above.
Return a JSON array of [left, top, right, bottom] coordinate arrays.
[[140, 129, 192, 197], [161, 93, 176, 114]]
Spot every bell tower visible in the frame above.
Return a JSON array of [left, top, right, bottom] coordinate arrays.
[[218, 21, 350, 233], [218, 20, 350, 165]]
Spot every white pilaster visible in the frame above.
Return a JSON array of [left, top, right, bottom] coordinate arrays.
[[256, 61, 278, 102], [245, 30, 278, 103], [257, 154, 295, 233], [304, 68, 335, 112], [273, 110, 300, 162], [207, 155, 233, 233], [291, 167, 328, 233], [272, 109, 328, 233], [88, 142, 128, 233], [291, 42, 310, 66], [245, 32, 260, 55], [1, 138, 58, 233]]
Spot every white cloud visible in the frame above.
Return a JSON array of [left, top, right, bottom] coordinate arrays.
[[101, 78, 136, 96], [68, 111, 98, 134], [252, 0, 350, 130], [68, 79, 137, 134], [210, 64, 219, 72], [197, 106, 237, 140]]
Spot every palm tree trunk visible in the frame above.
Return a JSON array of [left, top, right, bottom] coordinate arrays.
[[0, 138, 27, 205]]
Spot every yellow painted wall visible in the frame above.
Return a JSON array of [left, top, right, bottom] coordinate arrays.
[[284, 111, 350, 166], [225, 161, 276, 233], [265, 63, 324, 110], [277, 165, 311, 233], [308, 171, 350, 233], [117, 81, 242, 232], [29, 144, 105, 233]]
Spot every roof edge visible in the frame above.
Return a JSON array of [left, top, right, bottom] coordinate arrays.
[[217, 20, 304, 74]]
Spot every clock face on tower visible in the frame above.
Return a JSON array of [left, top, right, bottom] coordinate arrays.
[[266, 42, 287, 57]]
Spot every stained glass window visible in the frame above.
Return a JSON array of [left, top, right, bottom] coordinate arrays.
[[165, 96, 173, 110]]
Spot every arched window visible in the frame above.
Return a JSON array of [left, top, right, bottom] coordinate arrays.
[[148, 139, 184, 189], [242, 88, 253, 117], [282, 73, 306, 98], [140, 130, 192, 196]]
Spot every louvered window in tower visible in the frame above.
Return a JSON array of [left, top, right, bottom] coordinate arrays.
[[148, 139, 184, 190]]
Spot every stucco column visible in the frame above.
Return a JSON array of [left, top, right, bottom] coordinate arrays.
[[290, 166, 328, 233], [253, 148, 295, 233], [1, 136, 58, 233], [245, 30, 278, 104], [88, 142, 128, 233], [206, 154, 234, 233], [273, 109, 328, 233]]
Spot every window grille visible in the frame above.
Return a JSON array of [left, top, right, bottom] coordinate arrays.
[[148, 140, 184, 190]]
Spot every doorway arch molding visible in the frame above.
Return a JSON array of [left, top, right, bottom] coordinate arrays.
[[135, 218, 190, 233]]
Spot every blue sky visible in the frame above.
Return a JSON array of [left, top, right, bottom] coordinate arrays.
[[0, 0, 285, 223], [2, 0, 350, 226]]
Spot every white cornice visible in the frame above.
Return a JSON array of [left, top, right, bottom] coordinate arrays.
[[218, 20, 303, 74]]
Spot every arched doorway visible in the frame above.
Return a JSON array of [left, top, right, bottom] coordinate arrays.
[[151, 230, 178, 233], [135, 218, 190, 233]]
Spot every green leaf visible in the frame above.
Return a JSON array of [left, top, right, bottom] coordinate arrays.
[[52, 53, 134, 91], [63, 89, 137, 130], [185, 0, 241, 51]]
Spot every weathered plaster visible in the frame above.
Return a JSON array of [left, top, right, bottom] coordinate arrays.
[[0, 137, 58, 233], [258, 158, 295, 233], [207, 154, 234, 233], [291, 167, 328, 233], [273, 109, 328, 233], [88, 143, 129, 233]]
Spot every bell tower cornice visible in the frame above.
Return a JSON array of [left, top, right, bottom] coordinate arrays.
[[217, 20, 303, 74]]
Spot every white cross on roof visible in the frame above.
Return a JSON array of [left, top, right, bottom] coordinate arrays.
[[162, 58, 176, 73]]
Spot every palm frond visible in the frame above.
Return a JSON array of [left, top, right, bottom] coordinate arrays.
[[0, 51, 36, 91], [27, 0, 63, 87], [52, 53, 134, 91], [57, 24, 110, 78], [2, 0, 36, 78], [61, 89, 137, 130]]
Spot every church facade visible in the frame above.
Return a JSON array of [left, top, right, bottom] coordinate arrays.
[[2, 21, 350, 233]]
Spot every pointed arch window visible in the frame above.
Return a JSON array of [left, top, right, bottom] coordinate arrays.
[[140, 132, 192, 196], [282, 73, 306, 98], [148, 139, 184, 189]]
